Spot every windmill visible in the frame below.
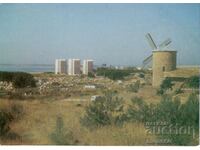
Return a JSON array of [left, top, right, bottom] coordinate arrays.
[[142, 33, 172, 68]]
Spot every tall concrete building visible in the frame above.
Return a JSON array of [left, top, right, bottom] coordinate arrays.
[[152, 50, 177, 87], [55, 59, 67, 74], [68, 59, 73, 75], [68, 59, 81, 75], [83, 59, 94, 75], [73, 59, 81, 75]]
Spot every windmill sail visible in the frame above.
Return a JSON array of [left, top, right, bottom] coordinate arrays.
[[142, 54, 153, 68], [159, 38, 171, 49], [142, 33, 172, 68], [145, 33, 157, 50]]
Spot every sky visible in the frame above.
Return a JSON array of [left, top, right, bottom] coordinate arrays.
[[0, 3, 199, 66]]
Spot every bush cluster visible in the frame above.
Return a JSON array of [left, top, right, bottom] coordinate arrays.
[[50, 116, 77, 145], [87, 72, 95, 78], [127, 94, 199, 145], [157, 78, 174, 95], [185, 76, 199, 89], [80, 92, 126, 128], [0, 111, 13, 137], [0, 103, 24, 140], [0, 71, 36, 88], [96, 68, 135, 80], [81, 92, 199, 145], [129, 80, 140, 93]]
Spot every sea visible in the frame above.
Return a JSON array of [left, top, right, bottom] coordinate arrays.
[[0, 64, 54, 73]]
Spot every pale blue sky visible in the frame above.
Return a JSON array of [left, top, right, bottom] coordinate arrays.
[[0, 3, 199, 66]]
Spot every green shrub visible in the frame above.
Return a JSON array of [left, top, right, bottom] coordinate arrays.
[[113, 90, 118, 94], [0, 104, 24, 141], [0, 72, 13, 82], [157, 78, 174, 95], [50, 116, 77, 145], [185, 76, 199, 89], [160, 78, 174, 91], [174, 88, 183, 94], [127, 94, 199, 145], [96, 68, 134, 80], [12, 72, 36, 88], [80, 92, 126, 128], [157, 94, 199, 145], [88, 72, 95, 78], [170, 93, 199, 145], [10, 103, 24, 119], [179, 93, 199, 129], [127, 97, 156, 122], [0, 110, 13, 137], [156, 89, 164, 95], [156, 95, 182, 123], [0, 71, 36, 88], [139, 73, 145, 78], [129, 81, 140, 93]]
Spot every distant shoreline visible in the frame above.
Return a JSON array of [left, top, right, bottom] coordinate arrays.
[[0, 64, 54, 66], [0, 64, 54, 73]]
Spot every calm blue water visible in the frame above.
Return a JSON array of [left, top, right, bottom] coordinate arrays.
[[0, 64, 54, 72]]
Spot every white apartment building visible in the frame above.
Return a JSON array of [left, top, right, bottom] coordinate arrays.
[[83, 59, 94, 75], [68, 59, 81, 75], [55, 59, 67, 74], [68, 59, 73, 75]]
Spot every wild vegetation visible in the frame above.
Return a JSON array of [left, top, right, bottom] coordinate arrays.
[[50, 116, 77, 145], [81, 92, 199, 145], [157, 78, 174, 95], [96, 67, 144, 80], [0, 71, 36, 88], [128, 80, 140, 93], [128, 94, 199, 145], [80, 92, 126, 128], [0, 103, 24, 142], [87, 72, 95, 78], [0, 110, 13, 138], [185, 76, 199, 89], [0, 70, 199, 145]]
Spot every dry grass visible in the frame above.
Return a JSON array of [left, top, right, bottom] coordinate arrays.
[[81, 123, 154, 145], [0, 98, 155, 145]]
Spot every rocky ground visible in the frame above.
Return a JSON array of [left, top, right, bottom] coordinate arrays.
[[0, 72, 150, 101]]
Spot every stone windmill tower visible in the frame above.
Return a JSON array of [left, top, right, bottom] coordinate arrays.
[[142, 33, 177, 87]]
